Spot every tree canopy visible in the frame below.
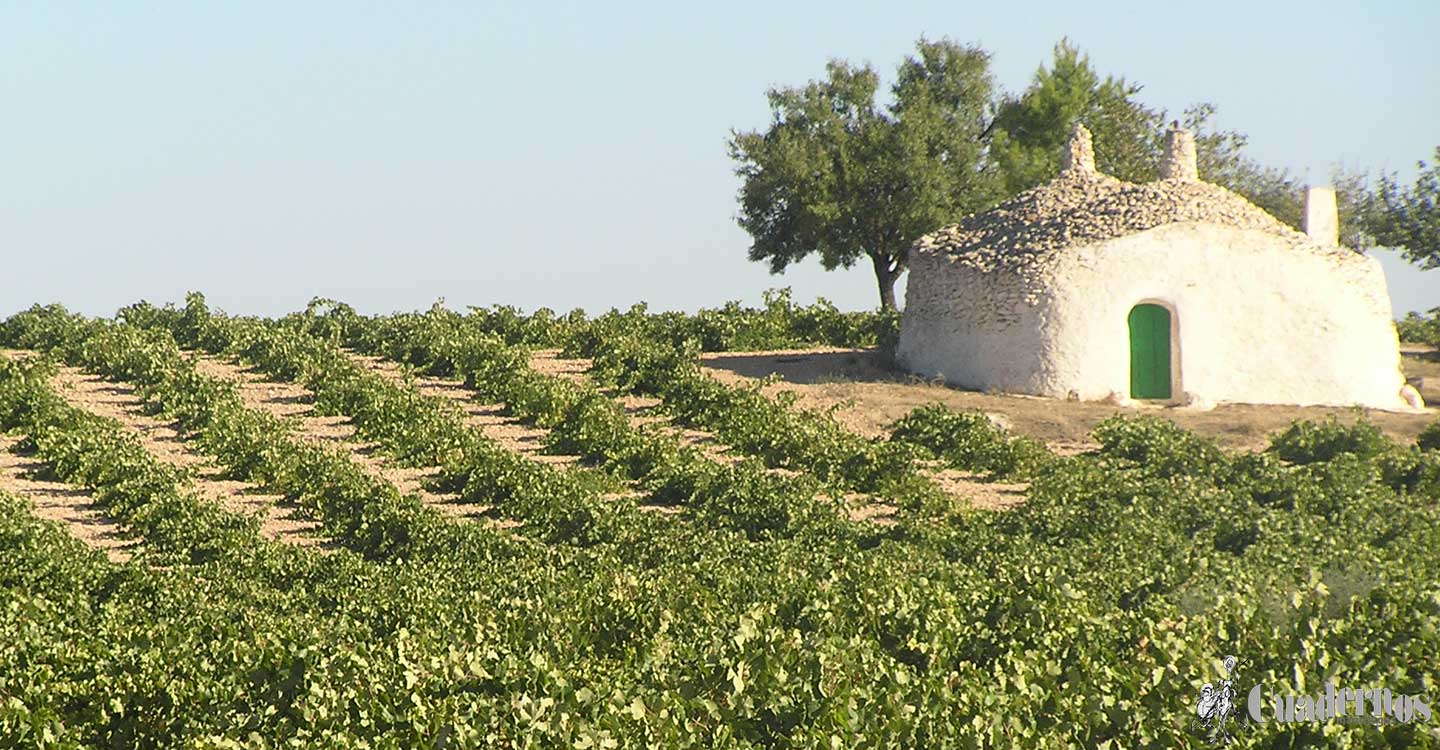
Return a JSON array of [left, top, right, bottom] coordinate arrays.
[[989, 43, 1373, 247], [728, 39, 999, 310], [989, 40, 1165, 191], [1368, 147, 1440, 269], [730, 38, 1430, 310]]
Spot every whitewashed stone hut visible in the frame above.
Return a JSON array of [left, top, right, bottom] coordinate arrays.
[[897, 124, 1418, 410]]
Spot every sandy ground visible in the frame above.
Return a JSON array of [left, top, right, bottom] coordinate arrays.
[[699, 346, 1440, 452], [349, 353, 579, 470], [191, 355, 506, 525], [13, 340, 1423, 540], [351, 351, 690, 515], [0, 434, 137, 563], [928, 467, 1030, 511], [530, 349, 758, 468], [530, 350, 904, 522], [1401, 344, 1440, 400], [534, 348, 1082, 516], [48, 365, 331, 548], [0, 349, 137, 560]]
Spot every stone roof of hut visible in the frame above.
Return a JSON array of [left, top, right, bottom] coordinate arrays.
[[915, 124, 1347, 274]]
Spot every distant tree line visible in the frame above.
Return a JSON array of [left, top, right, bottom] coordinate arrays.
[[729, 39, 1438, 310]]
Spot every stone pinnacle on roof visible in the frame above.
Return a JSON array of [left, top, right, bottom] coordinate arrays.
[[1060, 123, 1096, 175], [1304, 185, 1339, 246], [1160, 122, 1198, 182]]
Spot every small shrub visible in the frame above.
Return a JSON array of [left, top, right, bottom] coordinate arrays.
[[1092, 415, 1227, 479], [1417, 420, 1440, 452], [890, 404, 1051, 479], [1268, 416, 1392, 465], [1396, 307, 1440, 347], [1378, 448, 1440, 497]]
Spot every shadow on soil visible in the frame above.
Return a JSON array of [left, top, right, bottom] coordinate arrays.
[[697, 347, 1439, 451]]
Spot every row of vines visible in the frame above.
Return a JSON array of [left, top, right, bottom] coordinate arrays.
[[0, 294, 1437, 748]]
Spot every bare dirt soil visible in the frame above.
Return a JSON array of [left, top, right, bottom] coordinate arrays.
[[349, 353, 579, 469], [530, 349, 757, 468], [49, 365, 330, 547], [191, 354, 506, 526], [0, 434, 137, 563], [700, 347, 1440, 453], [351, 352, 693, 515], [1, 349, 137, 560], [529, 350, 902, 522], [928, 467, 1029, 511], [1401, 344, 1440, 404]]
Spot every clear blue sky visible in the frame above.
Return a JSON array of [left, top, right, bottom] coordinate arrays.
[[2, 1, 1435, 318]]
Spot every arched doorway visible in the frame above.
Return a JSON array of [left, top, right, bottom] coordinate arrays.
[[1128, 304, 1172, 399]]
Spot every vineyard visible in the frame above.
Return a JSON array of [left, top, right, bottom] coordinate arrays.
[[1, 292, 1437, 748]]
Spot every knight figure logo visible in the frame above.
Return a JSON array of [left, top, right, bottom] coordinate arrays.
[[1192, 655, 1250, 744]]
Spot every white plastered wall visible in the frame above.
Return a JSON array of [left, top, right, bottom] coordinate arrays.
[[899, 222, 1413, 410]]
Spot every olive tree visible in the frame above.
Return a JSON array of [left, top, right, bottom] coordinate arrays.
[[728, 39, 1000, 310]]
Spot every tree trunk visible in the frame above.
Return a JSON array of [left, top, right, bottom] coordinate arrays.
[[870, 252, 901, 311]]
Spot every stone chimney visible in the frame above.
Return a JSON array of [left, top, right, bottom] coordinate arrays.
[[1159, 123, 1198, 182], [1304, 186, 1339, 246], [1060, 123, 1096, 175]]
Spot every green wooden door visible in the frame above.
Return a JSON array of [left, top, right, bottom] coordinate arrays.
[[1128, 304, 1172, 399]]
